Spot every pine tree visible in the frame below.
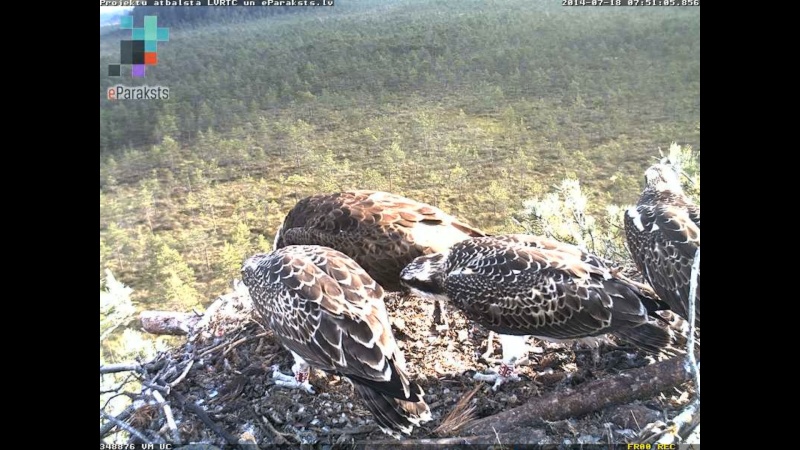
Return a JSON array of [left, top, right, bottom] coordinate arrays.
[[218, 221, 252, 281], [152, 242, 200, 307]]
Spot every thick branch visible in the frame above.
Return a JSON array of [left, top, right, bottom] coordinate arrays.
[[100, 363, 142, 374], [140, 311, 201, 335], [463, 356, 693, 436]]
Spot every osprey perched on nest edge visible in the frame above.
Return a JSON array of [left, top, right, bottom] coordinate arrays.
[[625, 162, 700, 326], [241, 245, 431, 438]]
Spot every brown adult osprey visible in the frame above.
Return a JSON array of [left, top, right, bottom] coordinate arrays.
[[400, 234, 675, 389], [625, 163, 700, 326], [241, 245, 431, 437], [273, 190, 486, 326]]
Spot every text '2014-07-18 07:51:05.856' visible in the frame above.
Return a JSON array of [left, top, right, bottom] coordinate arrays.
[[562, 0, 699, 6]]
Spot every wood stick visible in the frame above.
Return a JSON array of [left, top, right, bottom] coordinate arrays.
[[99, 405, 134, 439], [151, 390, 181, 445], [260, 415, 289, 445], [171, 390, 240, 447], [197, 331, 244, 359], [462, 356, 693, 436], [223, 332, 269, 357], [100, 363, 142, 374], [655, 399, 700, 445], [100, 409, 161, 444], [168, 360, 195, 388]]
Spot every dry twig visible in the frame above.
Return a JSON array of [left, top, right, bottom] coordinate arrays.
[[650, 399, 700, 445], [223, 332, 269, 357], [100, 409, 163, 444], [99, 405, 134, 439], [151, 390, 181, 445], [260, 415, 290, 445], [168, 360, 195, 388], [171, 390, 240, 447]]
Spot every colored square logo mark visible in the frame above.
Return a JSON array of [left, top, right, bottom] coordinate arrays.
[[108, 16, 168, 78], [119, 16, 133, 29]]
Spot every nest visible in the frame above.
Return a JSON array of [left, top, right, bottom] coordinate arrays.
[[100, 284, 698, 448]]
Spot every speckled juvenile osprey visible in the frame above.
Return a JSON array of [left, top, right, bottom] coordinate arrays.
[[241, 245, 431, 437], [625, 163, 700, 326], [273, 190, 486, 326], [400, 234, 674, 389]]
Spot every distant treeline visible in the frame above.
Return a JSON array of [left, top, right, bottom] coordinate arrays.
[[100, 1, 699, 159]]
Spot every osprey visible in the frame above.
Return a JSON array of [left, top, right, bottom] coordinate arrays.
[[241, 245, 431, 437], [273, 190, 486, 327], [400, 234, 675, 389], [625, 163, 700, 326]]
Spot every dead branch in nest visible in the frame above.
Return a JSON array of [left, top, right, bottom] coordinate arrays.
[[151, 390, 181, 445], [170, 390, 241, 447], [197, 331, 245, 359], [168, 360, 194, 388], [638, 399, 700, 445], [100, 405, 134, 440], [143, 382, 170, 395], [433, 385, 480, 436], [260, 415, 290, 445], [462, 356, 694, 436], [358, 427, 546, 446], [140, 311, 202, 335], [100, 363, 143, 374], [100, 409, 164, 445], [223, 332, 270, 357]]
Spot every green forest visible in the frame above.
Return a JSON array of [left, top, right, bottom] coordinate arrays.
[[99, 0, 699, 362]]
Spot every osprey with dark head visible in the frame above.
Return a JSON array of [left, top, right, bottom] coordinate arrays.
[[273, 190, 486, 327], [400, 234, 675, 389], [625, 162, 700, 326], [242, 245, 431, 437]]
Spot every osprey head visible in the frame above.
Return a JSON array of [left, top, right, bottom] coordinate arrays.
[[241, 253, 272, 290], [644, 163, 684, 194], [400, 252, 448, 298]]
